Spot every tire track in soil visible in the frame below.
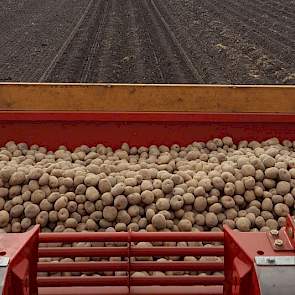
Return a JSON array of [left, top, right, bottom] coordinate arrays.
[[203, 0, 295, 65], [157, 0, 230, 84], [260, 0, 295, 13], [165, 0, 276, 84], [87, 0, 164, 83], [222, 0, 295, 48], [40, 0, 108, 82], [136, 0, 203, 83], [0, 0, 84, 81], [237, 0, 295, 31]]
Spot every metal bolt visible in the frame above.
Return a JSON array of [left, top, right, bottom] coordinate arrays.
[[270, 229, 279, 236], [266, 257, 275, 264], [274, 239, 284, 247]]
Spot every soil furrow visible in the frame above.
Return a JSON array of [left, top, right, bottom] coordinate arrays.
[[222, 0, 295, 47], [204, 0, 294, 65], [42, 0, 108, 82], [0, 0, 294, 84]]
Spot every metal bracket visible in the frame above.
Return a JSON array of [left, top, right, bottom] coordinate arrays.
[[255, 256, 295, 266], [267, 229, 294, 251], [0, 257, 9, 267], [0, 256, 9, 295]]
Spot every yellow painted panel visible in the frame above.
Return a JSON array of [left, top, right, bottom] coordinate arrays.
[[0, 83, 294, 112]]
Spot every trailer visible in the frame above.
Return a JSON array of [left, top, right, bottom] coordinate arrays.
[[0, 83, 295, 295]]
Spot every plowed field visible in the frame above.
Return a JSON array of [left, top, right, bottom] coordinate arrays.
[[0, 0, 294, 84]]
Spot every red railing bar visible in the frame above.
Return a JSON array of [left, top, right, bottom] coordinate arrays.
[[38, 247, 129, 257], [38, 261, 224, 272], [38, 246, 224, 258], [130, 232, 224, 242], [131, 261, 224, 271], [39, 232, 129, 243], [37, 275, 224, 288], [38, 286, 129, 295], [38, 286, 223, 295], [39, 232, 224, 243], [131, 275, 224, 286], [131, 286, 224, 295], [37, 276, 128, 287], [130, 247, 224, 256], [38, 262, 128, 272]]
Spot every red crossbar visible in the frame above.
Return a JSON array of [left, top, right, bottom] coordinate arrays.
[[38, 230, 225, 293]]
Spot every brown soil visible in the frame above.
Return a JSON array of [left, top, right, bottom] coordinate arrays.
[[0, 0, 294, 84]]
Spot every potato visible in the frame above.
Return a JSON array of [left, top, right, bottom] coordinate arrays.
[[36, 211, 49, 227], [178, 219, 192, 231], [115, 222, 127, 231], [162, 179, 174, 193], [209, 203, 222, 214], [170, 195, 184, 210], [103, 206, 118, 222], [241, 164, 256, 177], [39, 173, 49, 186], [84, 174, 99, 186], [272, 194, 284, 204], [58, 208, 69, 222], [12, 222, 21, 232], [141, 180, 153, 191], [220, 196, 235, 209], [9, 171, 26, 185], [116, 210, 131, 224], [10, 204, 24, 218], [235, 180, 245, 195], [24, 204, 40, 218], [284, 194, 294, 207], [223, 219, 235, 229], [156, 198, 170, 211], [21, 217, 32, 230], [0, 210, 9, 227], [152, 214, 166, 230], [278, 216, 286, 227], [243, 176, 255, 190], [114, 195, 128, 210], [128, 223, 140, 231], [276, 181, 291, 195], [111, 183, 125, 197], [274, 203, 289, 217], [236, 217, 251, 232], [0, 188, 8, 198], [205, 213, 218, 227], [212, 177, 225, 190], [86, 219, 98, 231], [31, 189, 45, 204], [85, 187, 99, 202], [261, 198, 273, 211], [194, 197, 207, 212], [84, 201, 95, 214], [265, 219, 278, 230]]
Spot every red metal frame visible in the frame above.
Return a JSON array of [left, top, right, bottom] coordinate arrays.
[[38, 230, 224, 294], [1, 112, 295, 149], [223, 216, 295, 295], [1, 220, 295, 295], [0, 226, 39, 295]]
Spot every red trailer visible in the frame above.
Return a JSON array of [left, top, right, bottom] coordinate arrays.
[[0, 84, 295, 295]]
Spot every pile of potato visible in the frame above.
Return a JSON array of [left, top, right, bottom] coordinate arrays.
[[1, 138, 295, 277], [0, 138, 294, 235]]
